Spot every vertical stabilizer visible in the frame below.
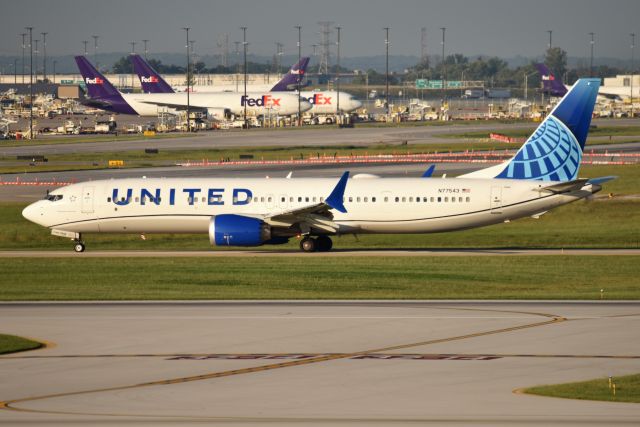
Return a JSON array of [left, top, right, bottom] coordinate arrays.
[[130, 54, 175, 94]]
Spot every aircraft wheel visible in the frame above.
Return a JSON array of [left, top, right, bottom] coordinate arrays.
[[74, 242, 85, 253], [299, 237, 316, 253], [316, 235, 333, 252]]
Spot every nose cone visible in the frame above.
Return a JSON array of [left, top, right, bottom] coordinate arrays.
[[22, 201, 46, 226], [299, 99, 313, 112]]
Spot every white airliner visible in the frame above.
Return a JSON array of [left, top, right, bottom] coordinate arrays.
[[76, 56, 311, 119], [22, 79, 613, 253]]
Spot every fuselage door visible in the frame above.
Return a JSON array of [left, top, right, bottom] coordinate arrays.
[[81, 186, 95, 213], [490, 186, 502, 214]]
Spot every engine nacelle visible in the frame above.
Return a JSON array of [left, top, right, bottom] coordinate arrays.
[[206, 108, 232, 120], [209, 214, 272, 247]]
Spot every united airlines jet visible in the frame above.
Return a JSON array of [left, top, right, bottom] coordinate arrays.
[[22, 79, 613, 252], [76, 56, 311, 119]]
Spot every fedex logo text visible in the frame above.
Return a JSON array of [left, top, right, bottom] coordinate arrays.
[[85, 77, 104, 85], [140, 76, 159, 83], [542, 75, 555, 81], [304, 94, 332, 105], [240, 95, 281, 107]]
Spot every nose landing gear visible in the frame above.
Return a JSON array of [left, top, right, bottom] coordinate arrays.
[[73, 234, 85, 253]]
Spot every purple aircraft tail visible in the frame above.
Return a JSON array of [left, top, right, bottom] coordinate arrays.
[[535, 63, 568, 97], [74, 56, 137, 115], [270, 57, 310, 91], [130, 54, 175, 94]]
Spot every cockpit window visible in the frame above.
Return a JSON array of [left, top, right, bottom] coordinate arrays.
[[45, 194, 63, 201]]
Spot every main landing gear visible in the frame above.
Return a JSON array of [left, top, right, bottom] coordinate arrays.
[[299, 236, 333, 253]]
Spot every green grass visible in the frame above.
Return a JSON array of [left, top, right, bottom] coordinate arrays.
[[1, 132, 194, 148], [0, 333, 43, 354], [0, 256, 638, 300], [525, 374, 640, 403], [442, 125, 640, 143]]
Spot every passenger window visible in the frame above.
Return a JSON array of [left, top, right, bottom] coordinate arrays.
[[409, 197, 413, 202], [305, 197, 309, 202], [290, 197, 294, 202], [402, 197, 406, 202], [298, 197, 302, 202], [320, 197, 324, 202], [107, 197, 111, 202], [372, 197, 376, 202], [268, 197, 272, 202], [437, 197, 441, 202], [135, 197, 140, 203], [384, 197, 388, 202], [364, 197, 368, 202], [395, 197, 399, 202], [459, 197, 463, 202], [261, 197, 265, 202], [444, 197, 449, 202], [452, 197, 456, 203], [356, 197, 361, 202], [466, 197, 471, 202], [430, 197, 435, 202], [349, 197, 353, 202], [313, 197, 317, 202], [423, 197, 428, 202], [281, 197, 285, 202]]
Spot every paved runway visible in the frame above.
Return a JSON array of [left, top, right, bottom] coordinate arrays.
[[2, 249, 640, 257], [0, 301, 639, 426], [2, 118, 638, 157]]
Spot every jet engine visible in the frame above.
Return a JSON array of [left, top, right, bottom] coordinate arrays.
[[209, 214, 288, 247]]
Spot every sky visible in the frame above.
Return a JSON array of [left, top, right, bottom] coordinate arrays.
[[1, 0, 639, 60]]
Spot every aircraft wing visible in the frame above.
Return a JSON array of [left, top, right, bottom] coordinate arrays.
[[262, 171, 349, 233], [136, 100, 209, 111]]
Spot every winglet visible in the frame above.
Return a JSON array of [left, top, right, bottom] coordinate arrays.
[[422, 164, 436, 178], [325, 171, 349, 213]]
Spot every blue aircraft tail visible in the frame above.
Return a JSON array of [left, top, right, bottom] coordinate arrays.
[[461, 78, 600, 182]]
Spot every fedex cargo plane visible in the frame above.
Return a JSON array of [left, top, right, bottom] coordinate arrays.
[[536, 63, 639, 101], [23, 79, 615, 253], [132, 55, 362, 114], [76, 56, 311, 119], [134, 55, 311, 94]]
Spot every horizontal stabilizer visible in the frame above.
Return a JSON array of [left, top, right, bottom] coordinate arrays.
[[538, 179, 589, 193], [587, 176, 617, 185]]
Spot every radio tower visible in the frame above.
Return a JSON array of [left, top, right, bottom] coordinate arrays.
[[421, 27, 429, 68], [318, 21, 333, 75], [217, 33, 229, 67]]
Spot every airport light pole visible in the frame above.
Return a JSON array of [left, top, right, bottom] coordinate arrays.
[[52, 59, 56, 84], [295, 25, 301, 126], [631, 33, 636, 119], [20, 33, 26, 84], [92, 35, 99, 70], [142, 39, 149, 60], [384, 27, 390, 118], [547, 30, 552, 50], [183, 27, 191, 132], [589, 32, 595, 77], [25, 26, 33, 140], [335, 25, 341, 124], [441, 27, 446, 116], [130, 42, 136, 90], [33, 39, 39, 81], [82, 40, 88, 56], [241, 26, 248, 129], [13, 60, 17, 84], [41, 32, 47, 82]]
